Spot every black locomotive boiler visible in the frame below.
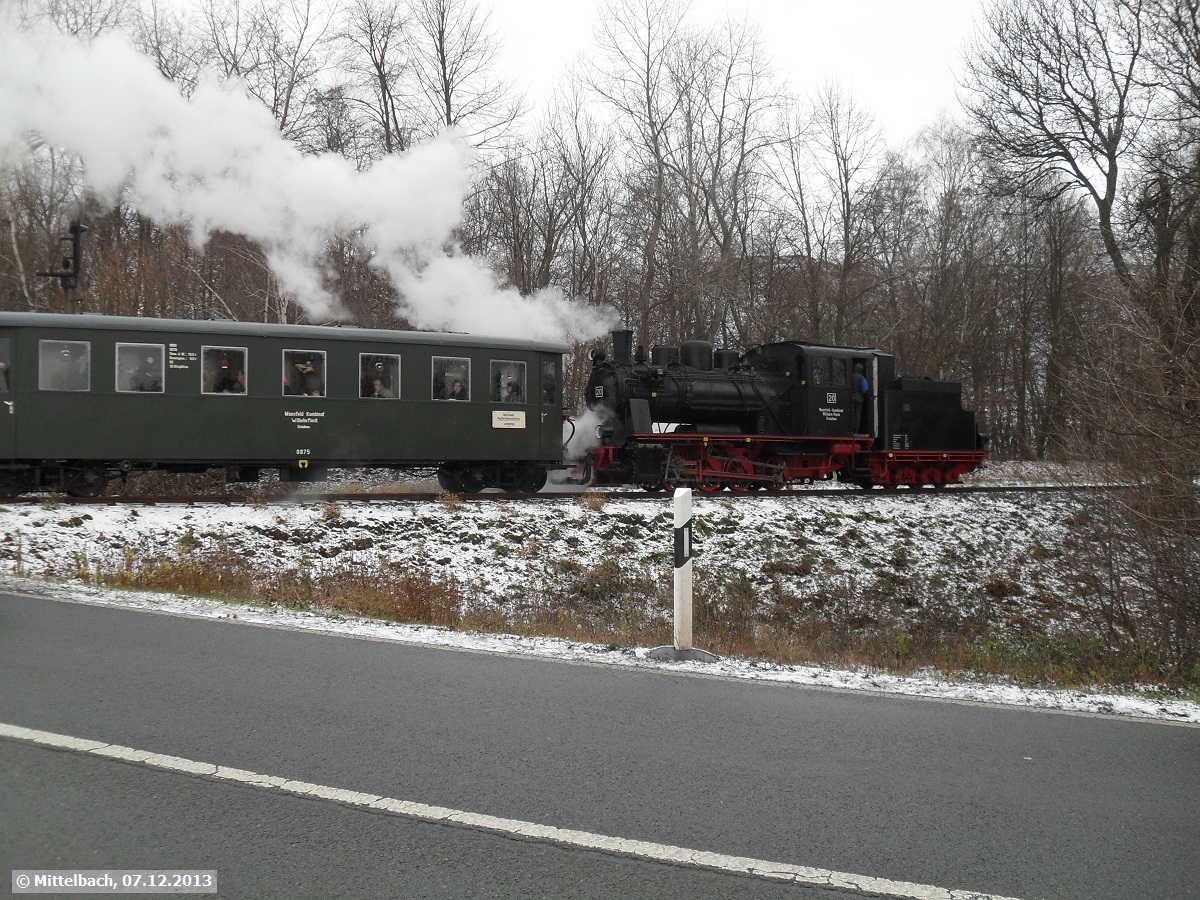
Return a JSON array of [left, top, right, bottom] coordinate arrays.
[[584, 330, 987, 490]]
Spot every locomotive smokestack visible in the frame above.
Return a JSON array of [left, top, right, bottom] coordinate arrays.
[[612, 329, 634, 365]]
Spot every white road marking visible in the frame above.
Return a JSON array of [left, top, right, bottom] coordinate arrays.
[[1, 721, 1024, 900]]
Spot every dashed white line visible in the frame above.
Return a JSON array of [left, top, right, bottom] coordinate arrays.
[[1, 721, 1025, 900]]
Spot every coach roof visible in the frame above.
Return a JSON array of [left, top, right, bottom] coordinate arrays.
[[0, 312, 572, 355]]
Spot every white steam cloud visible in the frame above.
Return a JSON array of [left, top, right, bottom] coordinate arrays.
[[0, 20, 616, 342]]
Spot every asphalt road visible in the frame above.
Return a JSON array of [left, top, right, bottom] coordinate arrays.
[[1, 591, 1197, 899]]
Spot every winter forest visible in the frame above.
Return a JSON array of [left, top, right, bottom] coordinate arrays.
[[0, 1, 1197, 664]]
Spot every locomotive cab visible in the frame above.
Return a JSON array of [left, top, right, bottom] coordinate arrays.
[[740, 343, 893, 441]]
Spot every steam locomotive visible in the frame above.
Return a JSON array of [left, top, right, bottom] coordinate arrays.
[[583, 330, 987, 490]]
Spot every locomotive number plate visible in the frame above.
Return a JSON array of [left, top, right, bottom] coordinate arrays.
[[491, 411, 526, 429]]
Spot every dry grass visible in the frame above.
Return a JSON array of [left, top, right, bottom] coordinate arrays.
[[77, 548, 465, 628], [578, 490, 608, 511], [437, 491, 464, 510], [58, 542, 1197, 694]]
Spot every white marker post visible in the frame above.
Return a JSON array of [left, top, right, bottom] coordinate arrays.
[[673, 487, 694, 651], [648, 487, 718, 663]]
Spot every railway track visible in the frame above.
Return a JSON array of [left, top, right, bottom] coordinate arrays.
[[0, 484, 1112, 505]]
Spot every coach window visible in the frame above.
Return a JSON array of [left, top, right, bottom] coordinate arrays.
[[38, 340, 90, 392], [490, 360, 526, 403], [360, 354, 400, 399], [283, 350, 326, 397], [115, 343, 165, 393], [202, 347, 248, 394], [0, 338, 10, 392], [433, 357, 470, 401], [541, 360, 557, 406]]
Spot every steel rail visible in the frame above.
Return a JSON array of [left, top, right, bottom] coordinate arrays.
[[0, 484, 1121, 505]]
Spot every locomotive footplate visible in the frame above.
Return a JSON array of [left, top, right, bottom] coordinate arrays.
[[589, 433, 875, 491], [854, 449, 989, 488]]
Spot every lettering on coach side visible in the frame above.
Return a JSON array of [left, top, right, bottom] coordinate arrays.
[[284, 410, 326, 430], [491, 410, 526, 429], [168, 343, 198, 371]]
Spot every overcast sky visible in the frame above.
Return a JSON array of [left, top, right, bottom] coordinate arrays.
[[489, 0, 984, 147]]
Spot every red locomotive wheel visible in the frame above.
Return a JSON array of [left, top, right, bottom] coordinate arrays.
[[695, 458, 724, 492], [723, 458, 756, 492]]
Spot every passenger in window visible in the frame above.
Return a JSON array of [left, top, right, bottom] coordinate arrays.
[[52, 349, 73, 389], [129, 355, 162, 392], [286, 358, 324, 396], [369, 378, 395, 399], [448, 379, 467, 400], [213, 357, 239, 393], [284, 363, 306, 396], [50, 348, 87, 391], [502, 380, 523, 403], [302, 363, 323, 396], [231, 371, 246, 393]]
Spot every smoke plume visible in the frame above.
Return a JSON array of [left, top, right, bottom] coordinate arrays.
[[0, 19, 615, 342]]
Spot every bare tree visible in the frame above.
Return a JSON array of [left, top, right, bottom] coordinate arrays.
[[773, 82, 885, 345], [966, 0, 1199, 672], [198, 0, 262, 80], [13, 0, 130, 37], [0, 142, 88, 312], [546, 83, 619, 309], [340, 0, 413, 156], [962, 0, 1150, 286], [131, 1, 205, 95], [588, 0, 689, 339], [663, 15, 777, 344], [466, 139, 574, 295], [405, 0, 522, 148], [197, 0, 336, 144], [253, 0, 336, 144]]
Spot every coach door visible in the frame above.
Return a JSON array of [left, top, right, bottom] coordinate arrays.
[[0, 336, 13, 459]]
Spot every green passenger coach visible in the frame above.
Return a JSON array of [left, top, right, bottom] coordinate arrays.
[[0, 313, 571, 496]]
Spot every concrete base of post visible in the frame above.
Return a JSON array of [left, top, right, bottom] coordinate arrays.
[[646, 645, 720, 663]]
